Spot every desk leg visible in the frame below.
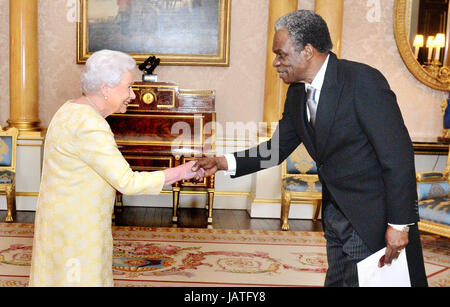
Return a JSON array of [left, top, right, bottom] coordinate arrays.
[[113, 192, 123, 225], [172, 187, 180, 225], [207, 189, 214, 228], [116, 193, 123, 212]]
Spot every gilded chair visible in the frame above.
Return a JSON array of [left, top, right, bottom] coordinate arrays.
[[438, 98, 450, 142], [0, 126, 19, 222], [415, 146, 450, 238], [281, 143, 322, 231]]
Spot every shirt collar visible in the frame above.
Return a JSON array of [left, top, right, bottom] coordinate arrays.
[[305, 54, 330, 92]]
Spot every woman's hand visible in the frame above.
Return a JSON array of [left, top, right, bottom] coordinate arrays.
[[163, 161, 205, 186]]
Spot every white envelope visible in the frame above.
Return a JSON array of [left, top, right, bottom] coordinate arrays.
[[357, 247, 411, 287]]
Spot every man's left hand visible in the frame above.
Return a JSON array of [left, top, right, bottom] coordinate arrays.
[[379, 225, 409, 267]]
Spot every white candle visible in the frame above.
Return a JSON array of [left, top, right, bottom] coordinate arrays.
[[435, 46, 441, 61], [413, 35, 424, 59], [414, 47, 419, 59], [434, 34, 446, 62], [426, 36, 435, 62], [428, 47, 434, 61]]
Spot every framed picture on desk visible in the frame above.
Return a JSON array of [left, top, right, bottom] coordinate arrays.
[[77, 0, 231, 66]]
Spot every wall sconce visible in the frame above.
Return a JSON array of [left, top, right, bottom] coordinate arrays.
[[423, 33, 447, 78]]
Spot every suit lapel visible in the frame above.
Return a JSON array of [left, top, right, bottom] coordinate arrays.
[[314, 53, 344, 162]]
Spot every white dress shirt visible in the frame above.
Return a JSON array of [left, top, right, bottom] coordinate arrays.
[[305, 54, 329, 121]]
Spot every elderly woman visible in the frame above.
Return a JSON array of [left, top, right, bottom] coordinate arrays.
[[29, 50, 201, 286]]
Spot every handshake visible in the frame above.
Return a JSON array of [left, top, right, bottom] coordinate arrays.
[[162, 157, 228, 186]]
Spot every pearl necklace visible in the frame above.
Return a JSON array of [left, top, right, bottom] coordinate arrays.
[[84, 95, 101, 115]]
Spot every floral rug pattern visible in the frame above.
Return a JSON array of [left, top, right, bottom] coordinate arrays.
[[0, 223, 448, 287]]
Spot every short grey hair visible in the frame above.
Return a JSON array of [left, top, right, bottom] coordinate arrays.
[[275, 10, 333, 54], [81, 49, 136, 94]]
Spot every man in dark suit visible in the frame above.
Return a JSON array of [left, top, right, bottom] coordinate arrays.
[[192, 10, 427, 287]]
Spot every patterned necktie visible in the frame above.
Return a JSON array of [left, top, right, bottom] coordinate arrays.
[[306, 87, 317, 126]]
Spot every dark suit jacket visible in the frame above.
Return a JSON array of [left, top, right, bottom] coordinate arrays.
[[232, 52, 427, 286]]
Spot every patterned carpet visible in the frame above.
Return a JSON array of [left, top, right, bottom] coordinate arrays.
[[0, 223, 448, 287]]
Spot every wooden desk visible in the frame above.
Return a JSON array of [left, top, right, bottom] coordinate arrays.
[[106, 82, 216, 227]]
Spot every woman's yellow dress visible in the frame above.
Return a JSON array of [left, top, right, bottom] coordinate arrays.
[[29, 102, 165, 286]]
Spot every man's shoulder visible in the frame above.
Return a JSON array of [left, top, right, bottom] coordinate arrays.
[[337, 58, 381, 76], [336, 58, 389, 89]]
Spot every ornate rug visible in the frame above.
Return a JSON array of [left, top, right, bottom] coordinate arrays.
[[0, 223, 448, 287]]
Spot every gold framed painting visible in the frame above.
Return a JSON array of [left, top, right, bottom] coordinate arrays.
[[77, 0, 231, 66]]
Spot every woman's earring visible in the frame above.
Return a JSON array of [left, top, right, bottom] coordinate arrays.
[[104, 96, 108, 101]]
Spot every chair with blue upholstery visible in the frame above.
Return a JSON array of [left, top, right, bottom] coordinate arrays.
[[416, 151, 450, 238], [280, 143, 322, 231], [0, 126, 19, 222]]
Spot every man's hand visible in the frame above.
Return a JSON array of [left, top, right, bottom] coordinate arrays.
[[379, 225, 409, 267], [191, 156, 228, 180]]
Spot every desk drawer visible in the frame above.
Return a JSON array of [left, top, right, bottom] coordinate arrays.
[[124, 155, 173, 171]]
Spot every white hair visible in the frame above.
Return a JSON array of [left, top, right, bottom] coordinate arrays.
[[81, 50, 136, 95]]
